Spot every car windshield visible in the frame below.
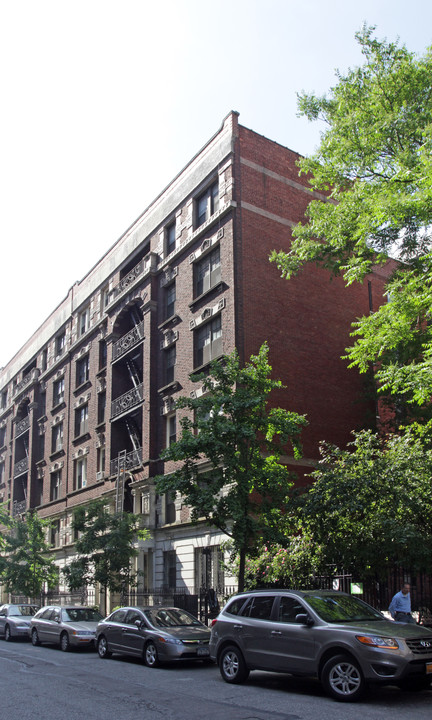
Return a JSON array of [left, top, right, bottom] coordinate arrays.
[[145, 608, 202, 628], [304, 594, 384, 623], [10, 605, 39, 617], [62, 608, 103, 623]]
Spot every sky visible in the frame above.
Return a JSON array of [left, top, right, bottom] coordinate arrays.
[[1, 0, 431, 369]]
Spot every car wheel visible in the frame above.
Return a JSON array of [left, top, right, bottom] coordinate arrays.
[[321, 654, 365, 702], [97, 635, 112, 659], [4, 625, 12, 642], [219, 645, 250, 684], [144, 641, 159, 668], [31, 628, 41, 646], [60, 632, 70, 652]]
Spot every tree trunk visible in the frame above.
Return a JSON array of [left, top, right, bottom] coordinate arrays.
[[238, 548, 246, 592]]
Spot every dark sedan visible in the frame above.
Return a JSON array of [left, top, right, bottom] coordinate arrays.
[[96, 606, 211, 667], [0, 603, 39, 641]]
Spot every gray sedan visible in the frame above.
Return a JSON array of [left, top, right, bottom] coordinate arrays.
[[0, 603, 39, 641], [29, 605, 103, 651], [96, 606, 211, 667]]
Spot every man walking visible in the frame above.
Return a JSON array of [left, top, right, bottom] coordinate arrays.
[[389, 582, 416, 624]]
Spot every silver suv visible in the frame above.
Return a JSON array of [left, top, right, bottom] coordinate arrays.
[[209, 589, 432, 702]]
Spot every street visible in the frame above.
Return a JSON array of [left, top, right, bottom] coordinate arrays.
[[0, 640, 431, 720]]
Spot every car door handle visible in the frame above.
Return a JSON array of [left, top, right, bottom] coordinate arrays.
[[271, 631, 282, 636], [233, 624, 243, 629]]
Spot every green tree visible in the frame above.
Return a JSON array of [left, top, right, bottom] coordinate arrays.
[[271, 26, 432, 409], [0, 511, 58, 599], [156, 343, 307, 591], [300, 425, 432, 578], [62, 500, 149, 600]]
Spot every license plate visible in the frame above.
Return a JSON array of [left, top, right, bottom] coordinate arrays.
[[426, 663, 432, 674], [197, 647, 209, 656]]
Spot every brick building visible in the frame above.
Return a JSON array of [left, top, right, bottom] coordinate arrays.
[[0, 112, 392, 606]]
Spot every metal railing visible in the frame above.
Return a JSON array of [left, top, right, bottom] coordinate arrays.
[[112, 322, 144, 362], [110, 447, 143, 476], [111, 384, 144, 419]]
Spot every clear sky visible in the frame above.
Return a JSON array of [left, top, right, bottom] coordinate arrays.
[[1, 0, 431, 369]]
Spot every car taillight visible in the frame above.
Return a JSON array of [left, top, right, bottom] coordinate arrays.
[[211, 618, 218, 627]]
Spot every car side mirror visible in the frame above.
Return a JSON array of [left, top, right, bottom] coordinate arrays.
[[135, 619, 145, 630], [295, 613, 314, 626]]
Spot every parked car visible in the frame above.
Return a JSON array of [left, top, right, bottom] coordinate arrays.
[[0, 603, 39, 641], [29, 605, 103, 651], [96, 606, 211, 667], [209, 589, 432, 702]]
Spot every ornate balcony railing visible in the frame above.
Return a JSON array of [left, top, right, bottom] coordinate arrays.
[[13, 368, 40, 397], [111, 383, 144, 419], [15, 416, 30, 438], [13, 499, 27, 516], [14, 457, 29, 477], [110, 447, 143, 476], [107, 254, 156, 308], [112, 321, 144, 362]]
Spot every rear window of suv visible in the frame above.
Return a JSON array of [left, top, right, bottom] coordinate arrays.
[[242, 596, 274, 620], [224, 597, 248, 616]]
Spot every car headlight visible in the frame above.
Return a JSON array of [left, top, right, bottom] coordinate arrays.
[[356, 635, 399, 649], [71, 630, 94, 636], [157, 636, 183, 645]]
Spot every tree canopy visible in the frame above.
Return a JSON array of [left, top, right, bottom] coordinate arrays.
[[0, 510, 58, 599], [300, 425, 432, 578], [156, 343, 307, 591], [271, 25, 432, 408], [62, 500, 149, 599]]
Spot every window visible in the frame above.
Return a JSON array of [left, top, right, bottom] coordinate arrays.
[[42, 348, 48, 372], [166, 413, 176, 447], [195, 315, 222, 367], [164, 346, 176, 385], [196, 180, 219, 228], [165, 283, 176, 320], [74, 457, 87, 490], [99, 340, 107, 370], [0, 426, 6, 448], [97, 391, 106, 425], [163, 550, 177, 589], [224, 597, 248, 617], [97, 446, 106, 475], [165, 222, 176, 256], [78, 308, 90, 336], [0, 461, 5, 486], [194, 246, 221, 297], [51, 422, 63, 453], [277, 596, 306, 623], [74, 404, 89, 437], [50, 520, 61, 547], [53, 377, 65, 407], [1, 390, 7, 409], [50, 470, 61, 501], [242, 595, 274, 620], [55, 332, 66, 357], [165, 492, 176, 524], [76, 355, 90, 387]]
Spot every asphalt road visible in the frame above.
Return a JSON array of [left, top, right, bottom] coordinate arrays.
[[1, 639, 431, 720]]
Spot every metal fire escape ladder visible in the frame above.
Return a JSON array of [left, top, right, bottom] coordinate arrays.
[[115, 450, 127, 515], [130, 307, 142, 329], [124, 417, 141, 451], [126, 359, 141, 388]]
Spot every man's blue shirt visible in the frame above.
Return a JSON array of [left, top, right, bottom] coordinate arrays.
[[389, 590, 411, 617]]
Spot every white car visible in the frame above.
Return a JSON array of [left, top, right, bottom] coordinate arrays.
[[29, 605, 103, 651], [0, 603, 39, 641]]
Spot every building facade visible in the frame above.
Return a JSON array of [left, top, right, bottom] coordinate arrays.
[[0, 112, 392, 605]]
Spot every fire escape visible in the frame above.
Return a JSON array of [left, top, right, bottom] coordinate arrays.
[[110, 304, 145, 513]]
